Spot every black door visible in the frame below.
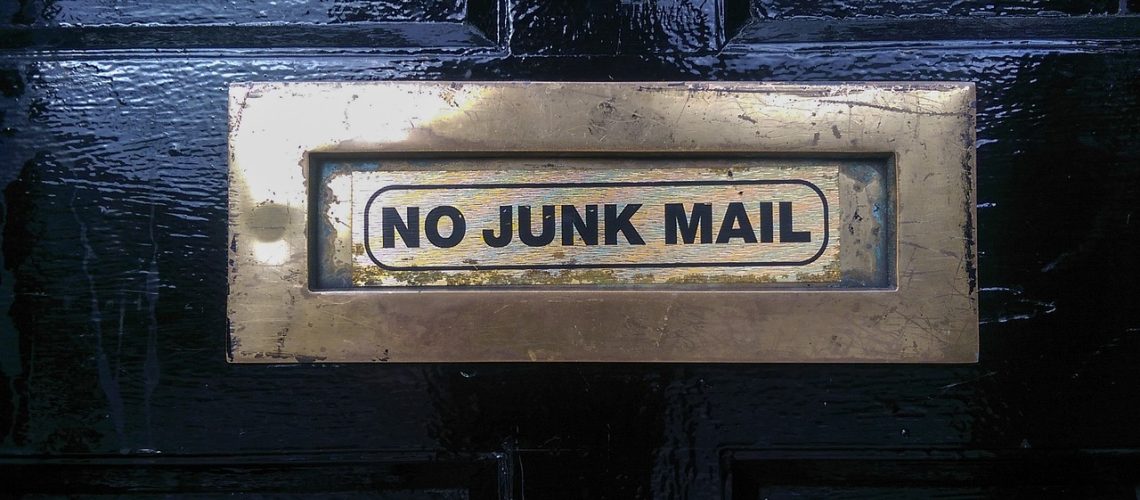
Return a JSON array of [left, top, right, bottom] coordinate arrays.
[[2, 1, 1139, 498]]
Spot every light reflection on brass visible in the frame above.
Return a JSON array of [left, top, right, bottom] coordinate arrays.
[[228, 82, 977, 363]]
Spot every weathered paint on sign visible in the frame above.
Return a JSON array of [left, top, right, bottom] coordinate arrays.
[[341, 166, 839, 286]]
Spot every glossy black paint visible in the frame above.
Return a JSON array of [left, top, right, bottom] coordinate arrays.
[[1, 0, 1139, 498]]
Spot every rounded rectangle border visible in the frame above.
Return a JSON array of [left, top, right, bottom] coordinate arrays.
[[362, 179, 831, 271]]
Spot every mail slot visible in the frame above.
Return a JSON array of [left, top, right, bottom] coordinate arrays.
[[228, 82, 976, 363], [310, 157, 895, 289]]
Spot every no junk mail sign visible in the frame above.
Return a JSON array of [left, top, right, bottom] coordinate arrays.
[[228, 82, 978, 363], [353, 166, 836, 285]]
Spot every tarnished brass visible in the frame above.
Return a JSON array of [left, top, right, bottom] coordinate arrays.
[[228, 82, 977, 363], [336, 161, 841, 286]]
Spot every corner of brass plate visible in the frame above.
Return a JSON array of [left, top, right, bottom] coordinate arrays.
[[227, 81, 977, 363]]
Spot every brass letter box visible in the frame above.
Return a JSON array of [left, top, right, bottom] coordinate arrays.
[[228, 82, 977, 363]]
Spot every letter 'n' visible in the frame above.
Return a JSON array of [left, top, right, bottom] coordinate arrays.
[[382, 207, 419, 248]]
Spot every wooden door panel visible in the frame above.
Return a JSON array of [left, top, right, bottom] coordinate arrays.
[[2, 0, 1138, 497]]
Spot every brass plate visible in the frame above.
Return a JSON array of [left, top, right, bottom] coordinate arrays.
[[228, 82, 977, 363]]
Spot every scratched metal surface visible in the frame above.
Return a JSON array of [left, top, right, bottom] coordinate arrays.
[[228, 81, 970, 364], [1, 0, 1139, 497], [346, 164, 838, 285]]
